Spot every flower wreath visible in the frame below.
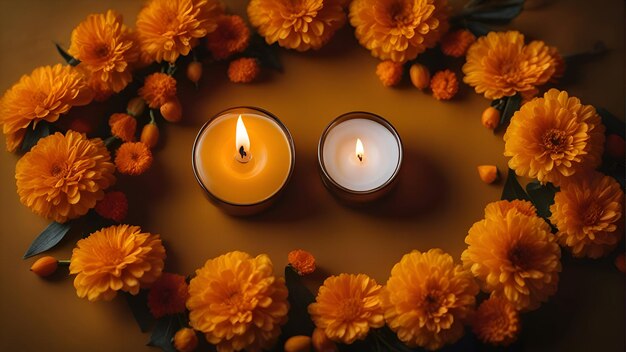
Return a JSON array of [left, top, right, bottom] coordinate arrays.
[[3, 1, 624, 352]]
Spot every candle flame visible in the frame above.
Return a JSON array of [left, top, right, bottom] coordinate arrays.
[[355, 138, 364, 162], [235, 115, 251, 163]]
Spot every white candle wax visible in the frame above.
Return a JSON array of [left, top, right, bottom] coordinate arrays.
[[322, 118, 401, 192]]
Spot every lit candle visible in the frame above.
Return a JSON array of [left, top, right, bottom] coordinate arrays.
[[318, 112, 403, 202], [193, 107, 295, 215]]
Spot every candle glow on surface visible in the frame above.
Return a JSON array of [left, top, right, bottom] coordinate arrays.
[[235, 115, 251, 163]]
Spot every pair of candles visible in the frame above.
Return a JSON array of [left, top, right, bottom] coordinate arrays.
[[192, 107, 402, 215]]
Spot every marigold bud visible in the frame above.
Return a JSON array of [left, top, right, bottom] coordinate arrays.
[[288, 249, 316, 276], [173, 328, 198, 352], [186, 61, 203, 85], [30, 256, 59, 277], [481, 106, 501, 130], [616, 253, 625, 273], [477, 165, 499, 184], [127, 97, 146, 117], [409, 63, 430, 90], [141, 123, 160, 149], [284, 335, 312, 352], [160, 97, 182, 123], [605, 134, 625, 160], [312, 328, 338, 352]]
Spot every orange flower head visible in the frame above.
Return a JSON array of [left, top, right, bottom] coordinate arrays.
[[382, 249, 478, 351], [173, 328, 198, 352], [148, 273, 189, 318], [288, 249, 316, 276], [440, 29, 475, 57], [248, 0, 346, 51], [69, 224, 166, 301], [15, 131, 115, 223], [139, 72, 177, 109], [463, 31, 555, 100], [206, 15, 250, 60], [228, 58, 260, 83], [115, 142, 153, 176], [472, 297, 520, 346], [504, 89, 605, 186], [484, 200, 537, 220], [69, 10, 140, 98], [108, 113, 137, 142], [0, 64, 93, 151], [376, 60, 404, 87], [187, 251, 289, 352], [308, 273, 384, 344], [350, 0, 450, 62], [462, 209, 561, 311], [95, 191, 128, 222], [550, 172, 624, 258], [430, 69, 458, 100], [136, 0, 224, 63]]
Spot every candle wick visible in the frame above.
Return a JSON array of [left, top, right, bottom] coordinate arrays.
[[239, 145, 247, 159], [357, 154, 363, 162]]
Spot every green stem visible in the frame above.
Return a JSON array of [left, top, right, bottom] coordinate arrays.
[[58, 260, 71, 266], [104, 136, 118, 147], [149, 109, 157, 124]]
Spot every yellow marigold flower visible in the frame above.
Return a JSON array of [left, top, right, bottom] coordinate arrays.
[[139, 72, 177, 109], [484, 200, 537, 220], [461, 209, 561, 311], [115, 142, 153, 175], [187, 251, 289, 352], [440, 29, 475, 57], [108, 113, 137, 142], [288, 249, 316, 276], [472, 297, 520, 346], [376, 60, 403, 87], [69, 224, 166, 301], [550, 172, 624, 258], [228, 58, 261, 83], [206, 15, 250, 60], [349, 0, 450, 62], [504, 89, 605, 186], [136, 0, 223, 63], [248, 0, 346, 52], [382, 249, 478, 351], [308, 273, 384, 345], [15, 131, 115, 223], [463, 31, 555, 100], [69, 10, 139, 98], [0, 64, 93, 152], [430, 69, 458, 100]]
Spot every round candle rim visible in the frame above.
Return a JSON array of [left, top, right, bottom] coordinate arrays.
[[317, 111, 403, 195], [191, 106, 296, 208]]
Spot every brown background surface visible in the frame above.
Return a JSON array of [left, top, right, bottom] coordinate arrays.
[[0, 0, 624, 351]]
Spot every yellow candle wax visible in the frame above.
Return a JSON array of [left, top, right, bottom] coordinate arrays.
[[193, 111, 293, 205]]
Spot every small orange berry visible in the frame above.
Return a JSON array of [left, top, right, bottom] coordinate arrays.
[[615, 253, 625, 273], [173, 328, 198, 352], [160, 97, 182, 123], [186, 61, 203, 85], [605, 134, 625, 160], [312, 328, 338, 352], [127, 97, 146, 117], [477, 165, 500, 184], [140, 123, 160, 149], [409, 63, 430, 90], [284, 336, 312, 352], [481, 106, 501, 130], [30, 256, 59, 277]]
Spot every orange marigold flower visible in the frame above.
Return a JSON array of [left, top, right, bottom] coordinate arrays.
[[248, 0, 346, 52], [173, 328, 198, 352], [108, 113, 137, 142], [228, 58, 260, 83], [472, 297, 520, 346], [484, 200, 537, 220], [206, 15, 250, 60], [15, 131, 115, 223], [350, 0, 450, 62], [139, 73, 177, 109], [69, 224, 166, 301], [69, 10, 139, 98], [115, 142, 153, 176], [440, 29, 475, 57], [504, 89, 605, 186], [148, 273, 189, 318], [461, 209, 561, 311], [288, 249, 316, 276], [187, 251, 289, 352], [376, 60, 403, 87], [95, 191, 128, 222], [136, 0, 224, 63], [0, 64, 93, 152], [430, 69, 458, 100], [382, 249, 478, 351], [463, 31, 555, 100], [550, 172, 624, 258], [308, 273, 384, 344]]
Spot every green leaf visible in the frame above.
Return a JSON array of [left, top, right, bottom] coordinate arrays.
[[498, 93, 522, 129], [463, 21, 491, 37], [21, 121, 52, 153], [501, 169, 530, 202], [456, 0, 524, 24], [125, 291, 154, 333], [282, 266, 316, 337], [55, 43, 80, 66], [244, 34, 283, 72], [147, 316, 181, 352], [23, 221, 72, 259], [526, 181, 558, 220]]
